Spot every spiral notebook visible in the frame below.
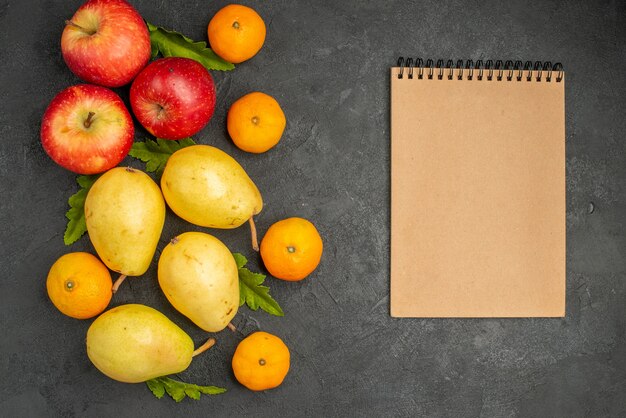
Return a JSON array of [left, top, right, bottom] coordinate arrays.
[[390, 59, 565, 317]]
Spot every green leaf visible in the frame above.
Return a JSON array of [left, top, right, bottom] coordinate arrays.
[[146, 22, 235, 71], [237, 255, 285, 316], [196, 385, 227, 395], [128, 137, 196, 175], [76, 175, 98, 189], [184, 387, 201, 400], [232, 253, 247, 269], [64, 174, 100, 245], [159, 377, 186, 402], [146, 379, 165, 399], [146, 377, 226, 402]]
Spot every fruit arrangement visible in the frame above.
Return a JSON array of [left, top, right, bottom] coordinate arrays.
[[42, 0, 324, 401]]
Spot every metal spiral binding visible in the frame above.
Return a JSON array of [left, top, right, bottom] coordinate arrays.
[[396, 57, 563, 82]]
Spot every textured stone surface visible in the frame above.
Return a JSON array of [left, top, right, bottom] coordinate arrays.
[[1, 0, 625, 417]]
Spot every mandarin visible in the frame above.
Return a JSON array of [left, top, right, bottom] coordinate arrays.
[[227, 92, 286, 153], [208, 4, 266, 64], [260, 217, 323, 281], [46, 252, 112, 319], [232, 331, 290, 391]]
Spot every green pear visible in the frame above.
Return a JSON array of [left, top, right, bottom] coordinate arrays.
[[160, 145, 263, 249], [86, 304, 214, 383], [85, 167, 165, 291], [158, 232, 239, 332]]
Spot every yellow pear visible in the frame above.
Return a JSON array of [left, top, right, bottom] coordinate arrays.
[[161, 145, 263, 249], [158, 232, 239, 332], [85, 167, 165, 291], [86, 304, 214, 383]]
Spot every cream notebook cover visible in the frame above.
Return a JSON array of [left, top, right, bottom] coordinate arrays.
[[390, 59, 565, 317]]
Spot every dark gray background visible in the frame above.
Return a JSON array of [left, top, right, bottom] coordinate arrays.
[[1, 0, 625, 416]]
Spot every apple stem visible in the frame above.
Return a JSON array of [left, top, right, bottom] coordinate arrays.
[[249, 217, 259, 252], [227, 322, 237, 332], [192, 337, 216, 357], [84, 112, 95, 129], [65, 20, 96, 35], [111, 274, 127, 293]]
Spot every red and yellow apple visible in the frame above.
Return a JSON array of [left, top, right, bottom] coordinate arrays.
[[130, 57, 216, 140], [40, 84, 134, 174], [61, 0, 151, 87]]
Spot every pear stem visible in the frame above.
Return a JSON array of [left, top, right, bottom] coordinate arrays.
[[227, 322, 237, 332], [192, 337, 216, 357], [249, 217, 259, 252], [111, 274, 127, 293], [65, 20, 96, 35]]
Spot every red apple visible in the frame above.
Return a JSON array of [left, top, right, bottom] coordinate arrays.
[[130, 57, 216, 140], [41, 84, 134, 174], [61, 0, 150, 87]]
